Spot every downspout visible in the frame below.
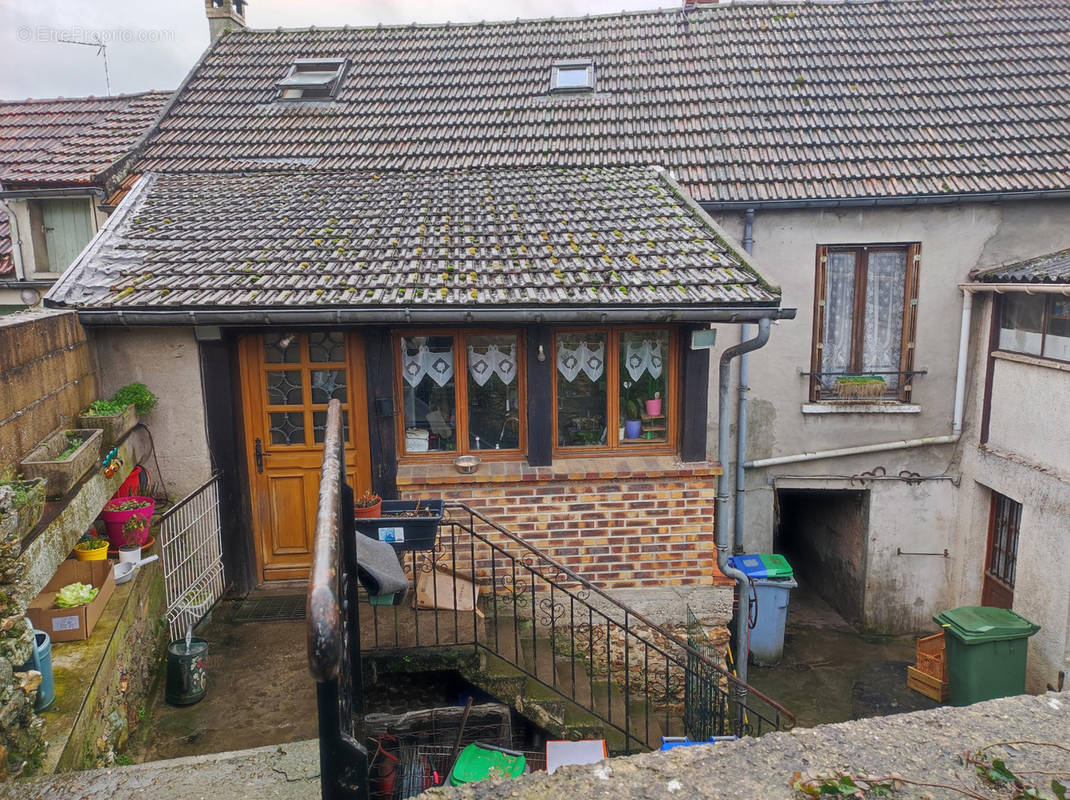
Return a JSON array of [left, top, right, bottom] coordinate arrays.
[[733, 208, 756, 553], [744, 289, 973, 470], [0, 199, 26, 279], [717, 316, 771, 695]]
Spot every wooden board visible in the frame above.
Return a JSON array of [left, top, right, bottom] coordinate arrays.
[[907, 666, 948, 702]]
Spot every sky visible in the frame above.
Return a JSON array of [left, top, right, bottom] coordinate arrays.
[[0, 0, 669, 100]]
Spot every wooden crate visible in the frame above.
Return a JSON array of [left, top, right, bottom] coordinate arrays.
[[907, 666, 949, 702], [916, 632, 947, 681]]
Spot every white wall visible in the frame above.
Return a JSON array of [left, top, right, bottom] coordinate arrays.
[[706, 198, 1070, 634], [91, 326, 213, 500]]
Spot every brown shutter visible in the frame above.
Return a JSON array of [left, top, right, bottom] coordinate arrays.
[[810, 246, 829, 402], [898, 243, 922, 402]]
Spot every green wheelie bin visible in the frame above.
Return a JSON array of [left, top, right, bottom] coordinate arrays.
[[933, 606, 1039, 706]]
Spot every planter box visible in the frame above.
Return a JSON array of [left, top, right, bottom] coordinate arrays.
[[27, 559, 116, 643], [0, 477, 46, 548], [99, 496, 155, 549], [20, 428, 103, 498], [76, 404, 137, 450], [355, 499, 444, 551]]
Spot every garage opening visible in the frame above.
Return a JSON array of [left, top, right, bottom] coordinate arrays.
[[775, 489, 869, 627]]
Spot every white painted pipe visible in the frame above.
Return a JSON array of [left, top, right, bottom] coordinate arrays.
[[952, 290, 972, 436], [745, 434, 960, 469]]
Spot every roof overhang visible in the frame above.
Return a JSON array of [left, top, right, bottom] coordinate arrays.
[[700, 189, 1070, 213], [0, 187, 104, 200], [960, 283, 1070, 294]]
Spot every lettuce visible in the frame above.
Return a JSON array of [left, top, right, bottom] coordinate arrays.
[[55, 582, 99, 608]]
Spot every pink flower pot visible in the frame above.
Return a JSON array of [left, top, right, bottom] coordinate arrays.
[[644, 398, 662, 416], [100, 496, 155, 549]]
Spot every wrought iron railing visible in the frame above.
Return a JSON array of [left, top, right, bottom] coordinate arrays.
[[804, 369, 927, 402]]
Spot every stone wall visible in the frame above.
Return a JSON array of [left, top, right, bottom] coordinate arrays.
[[397, 456, 732, 626]]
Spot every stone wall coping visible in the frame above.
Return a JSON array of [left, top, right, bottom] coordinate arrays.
[[397, 455, 722, 488]]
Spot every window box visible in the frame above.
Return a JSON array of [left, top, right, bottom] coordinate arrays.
[[354, 499, 444, 551], [77, 404, 137, 450], [19, 428, 103, 498]]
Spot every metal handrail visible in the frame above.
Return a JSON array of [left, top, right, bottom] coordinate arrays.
[[447, 502, 794, 723]]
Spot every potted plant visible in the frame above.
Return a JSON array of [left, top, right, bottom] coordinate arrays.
[[354, 490, 383, 518], [645, 391, 662, 417], [74, 534, 110, 561], [354, 498, 444, 551], [19, 428, 103, 498], [833, 375, 887, 400], [0, 472, 46, 545], [119, 515, 150, 558], [77, 383, 158, 449], [100, 496, 155, 549], [623, 398, 642, 440]]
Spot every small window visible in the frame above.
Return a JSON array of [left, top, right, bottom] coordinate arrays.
[[276, 58, 346, 101], [983, 491, 1021, 608], [998, 293, 1070, 362], [551, 60, 594, 93]]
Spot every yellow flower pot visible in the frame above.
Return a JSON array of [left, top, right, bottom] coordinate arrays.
[[74, 541, 110, 561]]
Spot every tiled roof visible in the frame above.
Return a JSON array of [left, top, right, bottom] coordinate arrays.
[[134, 0, 1070, 203], [47, 166, 779, 310], [0, 91, 172, 186], [0, 215, 12, 275], [974, 248, 1070, 284]]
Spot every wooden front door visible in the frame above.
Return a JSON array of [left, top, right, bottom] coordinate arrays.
[[239, 332, 371, 582], [981, 491, 1021, 609]]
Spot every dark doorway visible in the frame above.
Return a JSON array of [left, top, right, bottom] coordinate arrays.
[[775, 489, 869, 627]]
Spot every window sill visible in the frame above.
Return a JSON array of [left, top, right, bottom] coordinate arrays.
[[397, 454, 721, 488], [992, 350, 1070, 374], [801, 403, 921, 415]]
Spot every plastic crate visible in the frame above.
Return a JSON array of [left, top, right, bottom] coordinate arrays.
[[907, 632, 948, 702]]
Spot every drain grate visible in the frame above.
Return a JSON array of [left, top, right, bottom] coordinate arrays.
[[233, 595, 306, 623]]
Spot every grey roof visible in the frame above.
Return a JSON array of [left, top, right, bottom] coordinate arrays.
[[134, 0, 1070, 204], [974, 248, 1070, 284], [47, 166, 779, 311]]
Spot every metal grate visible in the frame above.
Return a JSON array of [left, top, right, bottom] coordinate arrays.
[[160, 473, 225, 641], [233, 594, 307, 623]]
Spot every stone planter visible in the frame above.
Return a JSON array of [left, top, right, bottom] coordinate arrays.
[[76, 404, 137, 450], [19, 428, 103, 498], [0, 477, 46, 563]]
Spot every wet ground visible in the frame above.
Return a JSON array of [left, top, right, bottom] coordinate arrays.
[[746, 585, 939, 728]]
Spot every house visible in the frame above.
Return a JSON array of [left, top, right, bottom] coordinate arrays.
[[40, 1, 1070, 686], [0, 91, 172, 311]]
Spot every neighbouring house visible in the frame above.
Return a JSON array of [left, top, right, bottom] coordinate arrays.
[[0, 91, 172, 311], [39, 0, 1070, 690]]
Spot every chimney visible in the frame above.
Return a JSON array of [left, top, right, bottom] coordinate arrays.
[[205, 0, 247, 41]]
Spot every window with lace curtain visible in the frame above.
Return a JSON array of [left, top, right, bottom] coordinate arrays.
[[810, 244, 921, 403]]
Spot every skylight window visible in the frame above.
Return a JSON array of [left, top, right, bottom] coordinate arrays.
[[551, 60, 595, 93], [276, 58, 347, 101]]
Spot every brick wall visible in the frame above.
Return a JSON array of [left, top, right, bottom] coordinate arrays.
[[397, 456, 727, 593]]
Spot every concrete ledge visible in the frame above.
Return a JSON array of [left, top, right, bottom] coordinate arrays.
[[801, 403, 921, 414]]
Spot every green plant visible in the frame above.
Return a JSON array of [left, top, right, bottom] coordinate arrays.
[[114, 754, 135, 766], [110, 383, 158, 416], [104, 497, 151, 512], [121, 515, 148, 547], [84, 399, 128, 417], [76, 536, 109, 550], [56, 432, 86, 461], [354, 490, 381, 508]]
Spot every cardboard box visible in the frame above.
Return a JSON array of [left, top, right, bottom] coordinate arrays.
[[27, 560, 116, 642]]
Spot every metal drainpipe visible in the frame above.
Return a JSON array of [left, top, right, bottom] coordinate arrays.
[[734, 208, 756, 554], [717, 316, 770, 697]]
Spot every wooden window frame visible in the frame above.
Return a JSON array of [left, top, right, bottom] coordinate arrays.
[[985, 491, 1022, 592], [393, 329, 526, 463], [810, 242, 921, 403], [995, 293, 1070, 365], [551, 326, 679, 457]]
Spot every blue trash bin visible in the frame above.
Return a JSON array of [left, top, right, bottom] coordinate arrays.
[[18, 628, 55, 712], [728, 554, 797, 666]]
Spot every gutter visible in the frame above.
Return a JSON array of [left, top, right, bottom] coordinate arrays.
[[743, 290, 974, 469], [66, 306, 798, 327], [716, 317, 771, 697], [0, 188, 104, 200], [700, 189, 1070, 213], [960, 283, 1070, 294]]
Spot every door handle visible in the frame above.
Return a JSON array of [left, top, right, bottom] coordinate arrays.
[[254, 438, 264, 473]]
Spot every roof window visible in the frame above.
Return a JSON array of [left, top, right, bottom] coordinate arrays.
[[276, 58, 347, 101], [550, 60, 595, 93]]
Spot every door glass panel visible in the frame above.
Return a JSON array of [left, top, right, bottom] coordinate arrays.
[[313, 410, 349, 443], [311, 369, 347, 403], [466, 334, 520, 451], [619, 330, 668, 444], [400, 336, 456, 453], [556, 331, 607, 447], [264, 332, 301, 363], [266, 370, 303, 405], [309, 332, 345, 363], [269, 412, 306, 445]]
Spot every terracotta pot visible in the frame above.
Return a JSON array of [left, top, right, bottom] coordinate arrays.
[[354, 499, 382, 518]]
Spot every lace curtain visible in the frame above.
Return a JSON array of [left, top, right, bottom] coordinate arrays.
[[556, 340, 605, 383], [401, 344, 454, 387], [467, 344, 517, 386], [623, 339, 663, 382]]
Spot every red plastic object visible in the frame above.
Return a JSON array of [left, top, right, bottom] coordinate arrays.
[[116, 466, 143, 497], [99, 496, 155, 549]]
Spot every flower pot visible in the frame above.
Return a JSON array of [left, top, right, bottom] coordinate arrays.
[[19, 428, 103, 498], [624, 419, 642, 439], [354, 499, 383, 518], [74, 541, 110, 561], [0, 477, 46, 546], [76, 404, 137, 450], [118, 545, 142, 565], [99, 496, 155, 549], [644, 398, 662, 416]]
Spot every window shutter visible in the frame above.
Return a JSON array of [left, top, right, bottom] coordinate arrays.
[[810, 246, 829, 402], [898, 243, 922, 402]]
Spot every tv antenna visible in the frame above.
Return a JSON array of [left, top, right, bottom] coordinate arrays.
[[55, 34, 111, 96]]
